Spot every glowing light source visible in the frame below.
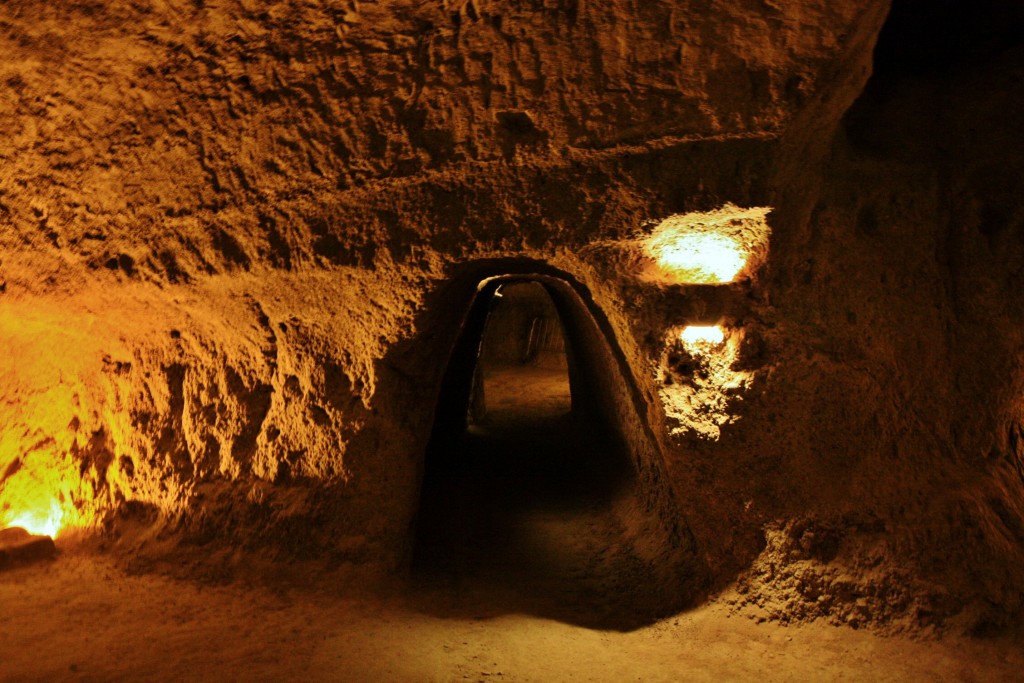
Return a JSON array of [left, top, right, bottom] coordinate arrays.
[[680, 325, 725, 350], [648, 233, 746, 283], [5, 498, 63, 538], [0, 295, 117, 542], [657, 324, 747, 440], [639, 204, 772, 285]]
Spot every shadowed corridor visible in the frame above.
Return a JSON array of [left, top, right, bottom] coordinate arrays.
[[412, 282, 657, 629]]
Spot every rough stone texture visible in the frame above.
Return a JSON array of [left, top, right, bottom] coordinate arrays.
[[0, 527, 57, 570], [720, 0, 1024, 633], [1, 0, 1022, 634]]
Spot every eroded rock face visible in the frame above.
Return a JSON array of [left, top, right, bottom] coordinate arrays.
[[0, 527, 57, 571], [721, 0, 1024, 633], [1, 0, 1022, 632]]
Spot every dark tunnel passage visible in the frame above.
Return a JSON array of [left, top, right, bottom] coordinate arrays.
[[411, 269, 697, 629], [467, 281, 575, 426]]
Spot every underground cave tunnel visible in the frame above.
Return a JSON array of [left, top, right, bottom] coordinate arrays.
[[411, 274, 687, 628], [3, 0, 1024, 678]]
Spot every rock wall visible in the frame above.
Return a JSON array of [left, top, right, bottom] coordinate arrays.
[[2, 0, 1022, 632], [722, 0, 1024, 632]]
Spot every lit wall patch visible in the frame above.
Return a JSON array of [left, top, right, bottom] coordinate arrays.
[[656, 324, 750, 440], [641, 204, 772, 285]]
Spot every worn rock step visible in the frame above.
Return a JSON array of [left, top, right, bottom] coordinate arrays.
[[0, 527, 57, 570]]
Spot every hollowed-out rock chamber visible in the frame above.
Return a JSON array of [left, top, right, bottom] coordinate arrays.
[[0, 0, 1022, 639]]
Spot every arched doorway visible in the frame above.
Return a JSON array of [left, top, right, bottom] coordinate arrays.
[[411, 263, 699, 628]]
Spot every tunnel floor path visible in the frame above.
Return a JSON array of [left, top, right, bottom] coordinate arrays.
[[413, 365, 655, 630], [4, 549, 1018, 682]]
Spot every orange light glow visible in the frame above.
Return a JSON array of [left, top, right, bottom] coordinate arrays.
[[648, 233, 746, 283], [0, 296, 113, 540], [640, 204, 772, 285], [5, 498, 64, 538], [0, 462, 86, 538], [657, 324, 748, 440], [679, 325, 726, 350]]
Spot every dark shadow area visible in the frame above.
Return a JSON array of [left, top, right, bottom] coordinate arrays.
[[871, 0, 1024, 81], [845, 0, 1024, 154], [411, 274, 685, 630]]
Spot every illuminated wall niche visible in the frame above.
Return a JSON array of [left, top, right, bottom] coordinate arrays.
[[645, 205, 771, 439], [657, 324, 749, 439], [641, 204, 771, 285]]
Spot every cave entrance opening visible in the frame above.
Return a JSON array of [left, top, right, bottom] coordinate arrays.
[[411, 269, 687, 628]]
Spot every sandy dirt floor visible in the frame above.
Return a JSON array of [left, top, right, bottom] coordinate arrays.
[[3, 365, 1023, 682], [415, 363, 666, 629], [2, 551, 1023, 682]]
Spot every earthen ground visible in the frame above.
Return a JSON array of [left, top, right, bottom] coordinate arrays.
[[415, 363, 650, 629], [2, 552, 1022, 682]]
